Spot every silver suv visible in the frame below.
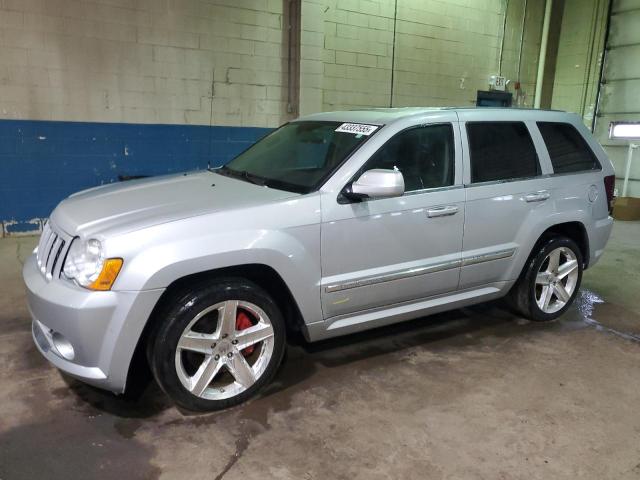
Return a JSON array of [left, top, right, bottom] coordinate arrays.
[[24, 108, 616, 411]]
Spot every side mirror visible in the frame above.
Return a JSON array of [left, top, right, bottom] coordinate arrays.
[[343, 169, 405, 201]]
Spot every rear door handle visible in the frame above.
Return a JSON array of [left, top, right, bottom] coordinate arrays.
[[427, 205, 459, 218], [524, 190, 550, 203]]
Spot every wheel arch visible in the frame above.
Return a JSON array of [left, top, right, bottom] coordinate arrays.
[[124, 263, 307, 396], [535, 221, 589, 268], [514, 220, 589, 285], [507, 223, 587, 322]]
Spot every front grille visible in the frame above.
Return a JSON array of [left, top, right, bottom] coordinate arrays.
[[36, 221, 72, 280]]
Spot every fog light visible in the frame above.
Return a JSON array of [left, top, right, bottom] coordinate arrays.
[[52, 332, 75, 361]]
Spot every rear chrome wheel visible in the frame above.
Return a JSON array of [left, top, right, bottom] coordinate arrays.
[[508, 236, 583, 322], [175, 300, 275, 401], [150, 279, 286, 411], [535, 247, 580, 314]]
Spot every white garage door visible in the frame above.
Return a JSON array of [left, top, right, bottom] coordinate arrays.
[[594, 0, 640, 197]]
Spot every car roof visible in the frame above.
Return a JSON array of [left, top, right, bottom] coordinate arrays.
[[296, 107, 575, 126]]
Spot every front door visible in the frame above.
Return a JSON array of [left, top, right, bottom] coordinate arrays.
[[320, 121, 465, 319]]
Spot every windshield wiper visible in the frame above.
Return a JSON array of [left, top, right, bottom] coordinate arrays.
[[216, 166, 266, 186], [215, 166, 309, 193], [237, 170, 266, 186]]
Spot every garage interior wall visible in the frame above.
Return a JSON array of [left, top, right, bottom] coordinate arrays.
[[300, 0, 545, 113], [0, 0, 287, 233], [1, 0, 615, 234], [550, 0, 609, 126], [592, 0, 640, 197]]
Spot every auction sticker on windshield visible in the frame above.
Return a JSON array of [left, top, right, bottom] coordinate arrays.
[[335, 123, 379, 136]]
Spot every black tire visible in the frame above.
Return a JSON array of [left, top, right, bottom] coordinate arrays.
[[508, 236, 583, 322], [148, 278, 286, 412]]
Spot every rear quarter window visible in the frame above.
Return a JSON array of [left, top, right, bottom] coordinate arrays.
[[467, 122, 540, 183], [537, 122, 601, 174]]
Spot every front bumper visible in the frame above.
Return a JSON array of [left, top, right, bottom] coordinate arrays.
[[23, 253, 164, 393]]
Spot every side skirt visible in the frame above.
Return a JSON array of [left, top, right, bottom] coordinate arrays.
[[303, 281, 512, 342]]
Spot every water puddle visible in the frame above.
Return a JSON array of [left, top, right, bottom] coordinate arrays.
[[574, 289, 640, 343]]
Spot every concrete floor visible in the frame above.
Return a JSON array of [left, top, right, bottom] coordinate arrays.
[[1, 223, 640, 480]]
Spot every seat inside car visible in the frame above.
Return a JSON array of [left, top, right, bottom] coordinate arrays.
[[371, 127, 452, 191]]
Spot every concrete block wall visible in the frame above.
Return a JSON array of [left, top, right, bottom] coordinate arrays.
[[550, 0, 609, 125], [0, 0, 555, 232], [319, 0, 395, 110], [300, 0, 327, 115], [499, 0, 546, 108], [395, 0, 545, 107], [0, 0, 289, 127], [0, 0, 286, 232], [300, 0, 545, 112]]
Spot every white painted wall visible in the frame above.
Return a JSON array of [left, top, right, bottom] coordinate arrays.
[[0, 0, 547, 126], [300, 0, 545, 114], [0, 0, 289, 127], [551, 0, 608, 126]]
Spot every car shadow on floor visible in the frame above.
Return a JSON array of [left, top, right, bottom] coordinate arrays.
[[59, 298, 580, 419]]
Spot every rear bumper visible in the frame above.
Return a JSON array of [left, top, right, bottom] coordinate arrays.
[[24, 253, 164, 393], [587, 216, 614, 269]]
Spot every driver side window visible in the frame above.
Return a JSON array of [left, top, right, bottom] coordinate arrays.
[[364, 123, 455, 192]]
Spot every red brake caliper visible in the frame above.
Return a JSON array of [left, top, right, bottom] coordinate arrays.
[[235, 311, 255, 356]]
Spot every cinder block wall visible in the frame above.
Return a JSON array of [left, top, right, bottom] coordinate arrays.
[[0, 0, 287, 232], [300, 0, 545, 113], [499, 0, 546, 107], [1, 0, 548, 233], [394, 0, 543, 107], [0, 0, 288, 126], [551, 0, 608, 126]]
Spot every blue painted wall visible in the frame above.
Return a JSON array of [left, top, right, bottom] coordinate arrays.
[[0, 119, 271, 232]]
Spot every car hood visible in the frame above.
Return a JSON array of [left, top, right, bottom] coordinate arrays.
[[50, 171, 300, 237]]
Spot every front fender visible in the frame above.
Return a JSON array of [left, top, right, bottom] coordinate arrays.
[[105, 198, 322, 326]]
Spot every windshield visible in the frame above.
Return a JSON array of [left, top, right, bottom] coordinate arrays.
[[219, 121, 379, 193]]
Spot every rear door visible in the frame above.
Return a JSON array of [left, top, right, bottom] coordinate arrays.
[[458, 111, 554, 289]]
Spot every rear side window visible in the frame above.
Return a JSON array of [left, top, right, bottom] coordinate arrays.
[[467, 122, 540, 183], [537, 122, 601, 173]]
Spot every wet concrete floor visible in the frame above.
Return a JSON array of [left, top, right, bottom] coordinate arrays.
[[1, 221, 639, 479]]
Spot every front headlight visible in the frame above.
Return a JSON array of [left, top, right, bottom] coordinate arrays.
[[63, 238, 123, 290]]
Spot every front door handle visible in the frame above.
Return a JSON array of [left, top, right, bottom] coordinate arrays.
[[427, 205, 459, 218], [524, 190, 550, 203]]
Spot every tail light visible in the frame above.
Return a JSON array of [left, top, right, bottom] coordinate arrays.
[[603, 175, 616, 214]]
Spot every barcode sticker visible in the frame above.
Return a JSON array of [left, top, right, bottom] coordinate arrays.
[[335, 123, 379, 136]]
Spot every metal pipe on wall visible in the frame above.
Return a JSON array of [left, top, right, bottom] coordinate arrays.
[[516, 0, 528, 83], [286, 0, 301, 116], [591, 0, 613, 133], [389, 0, 398, 107], [515, 0, 528, 107], [579, 0, 603, 120], [623, 144, 638, 197], [498, 0, 509, 76], [534, 0, 553, 108]]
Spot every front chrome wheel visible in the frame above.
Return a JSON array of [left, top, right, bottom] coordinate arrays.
[[175, 300, 275, 401], [535, 247, 580, 314]]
